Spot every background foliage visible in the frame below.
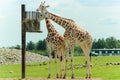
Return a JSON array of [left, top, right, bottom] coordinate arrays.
[[8, 36, 120, 56]]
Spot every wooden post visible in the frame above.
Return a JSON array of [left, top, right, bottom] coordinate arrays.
[[21, 4, 26, 79], [21, 4, 43, 79]]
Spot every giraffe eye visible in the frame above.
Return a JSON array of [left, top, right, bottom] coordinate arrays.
[[40, 14, 42, 16]]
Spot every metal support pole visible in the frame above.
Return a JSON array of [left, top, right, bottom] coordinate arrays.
[[21, 4, 26, 79]]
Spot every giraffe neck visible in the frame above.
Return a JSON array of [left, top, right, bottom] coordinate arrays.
[[45, 18, 57, 34], [46, 11, 73, 30]]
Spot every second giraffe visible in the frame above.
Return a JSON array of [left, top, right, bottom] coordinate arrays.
[[45, 18, 67, 78]]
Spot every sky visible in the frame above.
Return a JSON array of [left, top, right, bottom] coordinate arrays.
[[0, 0, 120, 47]]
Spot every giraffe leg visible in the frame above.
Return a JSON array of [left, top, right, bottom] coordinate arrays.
[[85, 53, 91, 79], [60, 48, 66, 79], [70, 45, 75, 79], [62, 53, 65, 78], [55, 53, 59, 78], [63, 48, 69, 79], [86, 45, 92, 79], [81, 45, 91, 79], [60, 53, 64, 78], [47, 49, 52, 78]]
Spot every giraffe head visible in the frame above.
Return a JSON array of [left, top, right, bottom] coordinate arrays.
[[37, 11, 45, 21], [36, 1, 49, 21], [36, 1, 49, 13]]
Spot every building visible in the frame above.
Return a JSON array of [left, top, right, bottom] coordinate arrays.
[[92, 49, 120, 56]]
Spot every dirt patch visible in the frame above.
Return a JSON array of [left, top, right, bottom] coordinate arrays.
[[0, 48, 49, 65]]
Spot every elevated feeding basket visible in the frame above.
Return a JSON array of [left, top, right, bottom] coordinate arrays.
[[22, 11, 42, 33]]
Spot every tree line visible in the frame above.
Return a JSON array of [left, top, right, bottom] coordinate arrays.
[[92, 36, 120, 49], [9, 36, 120, 55], [8, 39, 46, 51], [26, 39, 46, 51], [26, 36, 120, 51]]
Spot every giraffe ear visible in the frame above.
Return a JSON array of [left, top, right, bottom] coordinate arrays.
[[36, 9, 39, 11], [46, 5, 50, 8]]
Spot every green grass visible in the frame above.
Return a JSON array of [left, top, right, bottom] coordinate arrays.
[[0, 56, 120, 80]]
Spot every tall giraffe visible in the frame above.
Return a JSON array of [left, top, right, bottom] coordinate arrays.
[[37, 2, 92, 79], [45, 17, 66, 78]]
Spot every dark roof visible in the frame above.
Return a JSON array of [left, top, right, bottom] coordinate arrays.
[[92, 49, 120, 51]]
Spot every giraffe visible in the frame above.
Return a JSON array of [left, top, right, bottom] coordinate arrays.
[[36, 2, 92, 79], [44, 17, 67, 78]]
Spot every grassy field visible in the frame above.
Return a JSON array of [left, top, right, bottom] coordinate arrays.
[[0, 56, 120, 80]]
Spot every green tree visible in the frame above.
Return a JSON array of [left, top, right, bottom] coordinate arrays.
[[92, 39, 98, 49], [97, 38, 106, 49], [117, 40, 120, 48], [26, 41, 35, 50], [36, 40, 43, 51], [42, 39, 46, 50], [35, 39, 46, 51], [92, 36, 119, 49], [106, 36, 117, 48], [92, 38, 106, 49], [14, 45, 21, 50]]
